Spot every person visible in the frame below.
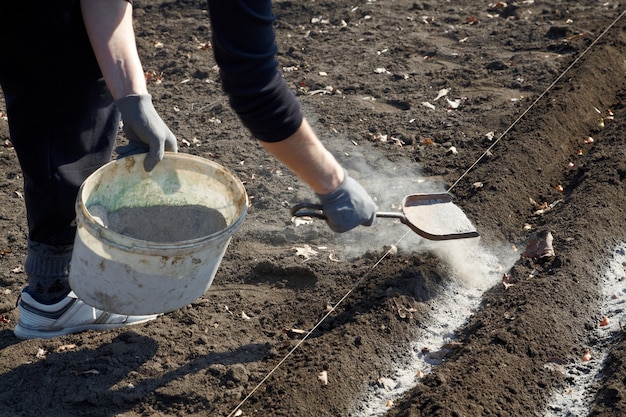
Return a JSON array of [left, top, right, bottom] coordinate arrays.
[[204, 1, 376, 233], [0, 0, 177, 339], [0, 0, 375, 340]]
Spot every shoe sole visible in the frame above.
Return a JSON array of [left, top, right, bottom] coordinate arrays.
[[13, 317, 157, 340]]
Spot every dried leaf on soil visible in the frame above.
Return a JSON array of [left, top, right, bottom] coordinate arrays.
[[56, 344, 77, 353], [502, 273, 514, 289], [284, 328, 307, 338], [292, 245, 318, 261], [292, 216, 313, 227], [434, 88, 449, 100], [36, 348, 46, 359], [531, 198, 562, 215], [318, 370, 328, 385]]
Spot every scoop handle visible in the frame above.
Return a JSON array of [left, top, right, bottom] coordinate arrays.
[[290, 203, 406, 222], [290, 202, 328, 219]]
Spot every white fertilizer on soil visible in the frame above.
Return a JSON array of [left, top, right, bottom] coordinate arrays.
[[543, 244, 626, 417], [352, 242, 512, 416]]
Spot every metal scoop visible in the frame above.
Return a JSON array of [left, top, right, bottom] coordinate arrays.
[[291, 192, 479, 241]]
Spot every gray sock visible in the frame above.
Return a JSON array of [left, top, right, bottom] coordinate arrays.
[[24, 240, 73, 305]]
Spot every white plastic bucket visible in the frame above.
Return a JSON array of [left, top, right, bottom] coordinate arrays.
[[68, 153, 248, 315]]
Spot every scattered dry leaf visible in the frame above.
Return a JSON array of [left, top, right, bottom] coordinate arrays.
[[56, 344, 77, 353], [434, 88, 449, 101], [283, 328, 307, 338], [502, 273, 514, 289], [198, 41, 212, 51], [390, 136, 405, 147], [582, 349, 592, 361], [373, 133, 388, 142], [503, 311, 516, 320], [532, 199, 562, 215], [318, 370, 328, 385], [600, 317, 610, 327], [145, 70, 164, 84], [397, 306, 417, 319], [292, 216, 313, 227], [292, 245, 318, 261], [446, 98, 462, 109], [489, 2, 508, 9]]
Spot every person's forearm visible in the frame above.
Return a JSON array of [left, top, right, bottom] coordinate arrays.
[[259, 119, 344, 195], [81, 0, 147, 99]]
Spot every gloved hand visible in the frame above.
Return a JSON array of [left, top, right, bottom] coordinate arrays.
[[316, 172, 377, 233], [115, 94, 178, 171]]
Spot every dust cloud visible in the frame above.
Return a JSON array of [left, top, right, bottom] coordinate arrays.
[[315, 123, 519, 288]]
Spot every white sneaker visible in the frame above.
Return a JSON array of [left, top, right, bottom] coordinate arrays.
[[14, 289, 159, 339]]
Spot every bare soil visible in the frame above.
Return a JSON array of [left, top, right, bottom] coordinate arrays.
[[1, 1, 626, 416]]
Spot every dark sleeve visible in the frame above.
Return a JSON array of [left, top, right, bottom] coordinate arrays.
[[206, 0, 303, 142]]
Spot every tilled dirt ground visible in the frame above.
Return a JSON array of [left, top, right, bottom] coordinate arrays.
[[2, 1, 626, 416]]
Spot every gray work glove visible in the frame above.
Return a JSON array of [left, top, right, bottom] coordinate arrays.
[[115, 94, 178, 171], [316, 172, 377, 233]]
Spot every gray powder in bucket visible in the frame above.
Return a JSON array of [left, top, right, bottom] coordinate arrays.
[[92, 204, 228, 243]]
